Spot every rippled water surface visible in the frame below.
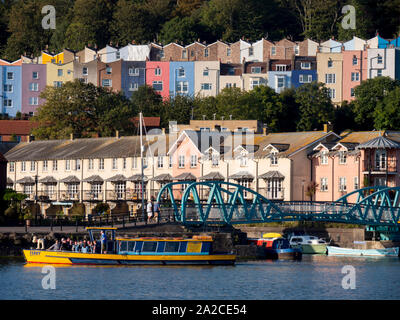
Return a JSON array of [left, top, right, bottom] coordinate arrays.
[[0, 255, 399, 300]]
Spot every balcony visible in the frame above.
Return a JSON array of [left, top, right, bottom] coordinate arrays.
[[363, 159, 398, 174]]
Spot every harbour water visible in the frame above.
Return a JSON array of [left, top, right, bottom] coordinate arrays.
[[0, 255, 399, 300]]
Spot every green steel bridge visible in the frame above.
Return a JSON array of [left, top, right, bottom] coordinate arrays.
[[156, 181, 400, 230]]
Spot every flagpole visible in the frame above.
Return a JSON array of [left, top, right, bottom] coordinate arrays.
[[140, 112, 145, 221]]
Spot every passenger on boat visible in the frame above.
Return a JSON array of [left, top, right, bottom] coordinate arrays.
[[153, 201, 160, 222], [147, 199, 153, 223], [92, 240, 98, 254], [48, 240, 61, 251], [81, 243, 89, 253], [100, 231, 107, 254], [72, 241, 79, 252]]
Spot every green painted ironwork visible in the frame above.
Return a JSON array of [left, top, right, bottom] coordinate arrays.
[[156, 181, 400, 226]]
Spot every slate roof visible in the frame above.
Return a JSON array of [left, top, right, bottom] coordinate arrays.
[[357, 136, 400, 149], [82, 175, 104, 183], [39, 176, 58, 184], [259, 171, 285, 179], [174, 172, 197, 181], [229, 171, 254, 180], [151, 174, 173, 181], [199, 172, 225, 180]]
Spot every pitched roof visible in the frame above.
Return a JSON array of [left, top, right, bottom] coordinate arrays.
[[259, 171, 285, 179], [127, 174, 148, 182], [60, 175, 80, 183], [16, 176, 35, 184], [83, 175, 104, 183], [152, 173, 173, 181], [357, 136, 400, 149], [229, 171, 254, 180], [0, 120, 38, 135], [199, 172, 225, 180], [39, 176, 58, 184], [174, 172, 196, 181], [107, 174, 127, 182]]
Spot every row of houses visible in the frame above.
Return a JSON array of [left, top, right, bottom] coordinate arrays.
[[2, 120, 400, 217], [1, 35, 400, 117]]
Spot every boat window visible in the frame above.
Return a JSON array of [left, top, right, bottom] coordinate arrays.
[[120, 241, 128, 252], [318, 240, 325, 244], [128, 241, 136, 252], [292, 238, 302, 242], [164, 241, 180, 252], [307, 241, 313, 244], [142, 241, 158, 252]]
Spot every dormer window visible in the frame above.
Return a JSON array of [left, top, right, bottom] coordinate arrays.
[[339, 151, 347, 164], [328, 59, 333, 68], [240, 156, 248, 167], [182, 50, 187, 59], [321, 150, 328, 164], [204, 48, 209, 57], [248, 47, 254, 56], [271, 152, 278, 165]]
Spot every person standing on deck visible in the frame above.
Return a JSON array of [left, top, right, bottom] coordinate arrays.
[[100, 231, 107, 254], [147, 200, 153, 223]]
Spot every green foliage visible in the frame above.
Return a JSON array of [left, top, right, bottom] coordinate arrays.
[[92, 202, 110, 215], [374, 87, 400, 130], [68, 203, 85, 216]]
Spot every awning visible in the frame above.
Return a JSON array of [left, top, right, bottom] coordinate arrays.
[[151, 174, 173, 182], [16, 176, 35, 184], [229, 171, 254, 180], [39, 176, 58, 184], [107, 174, 127, 182], [259, 171, 285, 180], [199, 172, 225, 180], [83, 175, 104, 183], [127, 174, 149, 182], [7, 177, 13, 184], [174, 172, 197, 181], [357, 136, 400, 149], [60, 175, 80, 183]]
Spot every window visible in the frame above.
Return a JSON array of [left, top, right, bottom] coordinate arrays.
[[24, 185, 33, 195], [129, 82, 138, 91], [299, 74, 312, 83], [203, 69, 209, 76], [21, 161, 26, 172], [128, 68, 139, 76], [320, 177, 328, 191], [9, 162, 15, 172], [115, 182, 125, 199], [251, 66, 261, 74], [277, 77, 285, 88], [155, 68, 161, 76], [157, 156, 163, 168], [53, 81, 62, 88], [339, 151, 347, 164], [29, 82, 39, 91], [30, 161, 36, 172], [169, 156, 173, 168], [339, 177, 347, 191], [116, 51, 120, 60], [99, 158, 104, 170], [225, 83, 237, 88], [102, 79, 112, 87], [88, 159, 94, 170], [227, 48, 231, 56], [82, 67, 88, 76], [142, 241, 158, 252], [112, 158, 118, 170], [67, 184, 79, 199], [300, 62, 311, 70], [271, 47, 276, 55], [240, 156, 248, 167], [328, 88, 336, 99], [250, 79, 260, 89], [328, 60, 333, 68], [7, 72, 13, 80], [178, 68, 185, 77], [52, 160, 58, 171], [201, 83, 212, 90], [91, 183, 102, 200], [152, 81, 163, 91], [377, 55, 383, 64], [248, 47, 254, 56], [190, 155, 197, 168], [75, 159, 81, 170], [204, 48, 209, 57], [276, 65, 287, 72], [164, 241, 180, 252], [325, 74, 336, 83], [3, 99, 12, 107], [57, 69, 63, 76], [29, 97, 39, 105], [43, 160, 48, 171], [212, 155, 219, 166], [321, 150, 328, 164], [270, 152, 278, 165], [377, 69, 382, 77], [106, 67, 112, 74], [123, 158, 126, 169], [354, 177, 359, 190], [32, 72, 39, 79], [352, 57, 358, 65], [351, 72, 360, 82], [65, 160, 71, 171], [182, 50, 187, 59], [295, 45, 299, 55], [178, 155, 185, 168], [176, 81, 188, 93], [160, 50, 164, 59], [4, 84, 13, 92], [132, 157, 137, 169], [350, 88, 355, 97]]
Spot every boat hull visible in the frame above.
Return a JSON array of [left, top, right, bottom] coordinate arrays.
[[292, 244, 327, 254], [264, 248, 302, 260], [327, 246, 399, 257], [23, 250, 236, 265]]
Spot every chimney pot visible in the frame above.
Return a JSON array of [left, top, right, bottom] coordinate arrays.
[[116, 130, 120, 139], [70, 133, 74, 140]]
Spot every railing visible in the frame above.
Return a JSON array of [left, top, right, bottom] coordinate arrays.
[[363, 159, 397, 173]]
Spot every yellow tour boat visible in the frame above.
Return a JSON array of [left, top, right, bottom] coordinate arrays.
[[23, 227, 236, 266]]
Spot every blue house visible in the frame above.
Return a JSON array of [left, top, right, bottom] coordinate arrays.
[[267, 60, 292, 93], [0, 65, 22, 117], [291, 56, 317, 88], [169, 61, 195, 98], [378, 35, 400, 48], [121, 61, 146, 99]]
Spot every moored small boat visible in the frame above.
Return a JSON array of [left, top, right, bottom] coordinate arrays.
[[327, 246, 399, 257], [248, 233, 302, 260], [289, 235, 328, 254], [23, 227, 236, 266]]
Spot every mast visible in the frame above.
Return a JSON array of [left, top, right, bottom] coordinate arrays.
[[140, 112, 145, 220]]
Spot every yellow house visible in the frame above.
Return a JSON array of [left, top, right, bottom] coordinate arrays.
[[46, 61, 75, 87], [41, 51, 64, 65], [316, 52, 343, 105]]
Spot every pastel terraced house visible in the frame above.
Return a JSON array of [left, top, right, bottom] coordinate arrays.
[[267, 59, 293, 93], [0, 65, 22, 117], [21, 63, 46, 115], [169, 61, 195, 98], [342, 49, 368, 101], [46, 61, 74, 88], [194, 61, 220, 97], [219, 63, 243, 90], [242, 61, 268, 91], [317, 52, 343, 104], [146, 61, 170, 100], [291, 56, 317, 88]]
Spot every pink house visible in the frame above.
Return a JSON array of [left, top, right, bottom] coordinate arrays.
[[342, 49, 368, 102], [312, 131, 400, 203], [146, 61, 170, 100]]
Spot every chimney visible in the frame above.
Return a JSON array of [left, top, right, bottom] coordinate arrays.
[[162, 128, 165, 134], [70, 133, 74, 140], [323, 123, 333, 132], [115, 130, 120, 139], [263, 127, 268, 136]]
